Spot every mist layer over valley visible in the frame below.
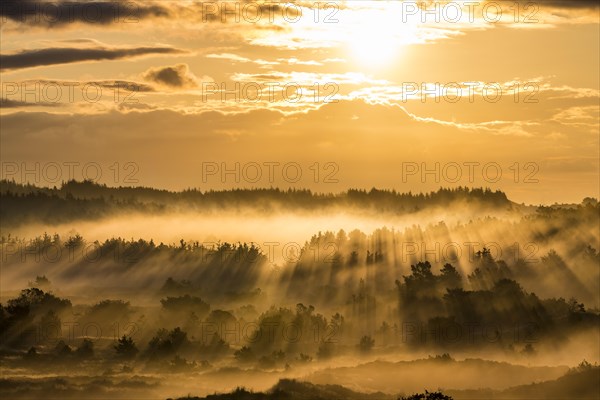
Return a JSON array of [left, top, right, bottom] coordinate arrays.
[[1, 181, 599, 399]]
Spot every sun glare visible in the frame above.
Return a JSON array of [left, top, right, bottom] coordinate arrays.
[[346, 3, 417, 68]]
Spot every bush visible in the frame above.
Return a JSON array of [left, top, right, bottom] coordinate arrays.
[[400, 391, 453, 400], [358, 335, 374, 353], [114, 335, 138, 359], [234, 346, 255, 363], [76, 339, 94, 359], [146, 327, 188, 360]]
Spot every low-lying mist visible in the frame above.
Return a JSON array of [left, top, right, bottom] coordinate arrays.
[[1, 181, 598, 400]]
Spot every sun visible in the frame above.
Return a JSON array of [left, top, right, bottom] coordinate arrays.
[[350, 25, 400, 66], [344, 3, 417, 68]]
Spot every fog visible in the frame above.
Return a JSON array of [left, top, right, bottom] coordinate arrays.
[[1, 182, 598, 400]]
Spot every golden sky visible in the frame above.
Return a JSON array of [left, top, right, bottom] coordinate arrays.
[[1, 0, 598, 203]]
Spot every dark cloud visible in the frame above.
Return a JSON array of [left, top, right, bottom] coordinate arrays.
[[0, 46, 186, 71], [117, 102, 157, 112], [90, 80, 155, 92], [18, 79, 156, 92], [143, 64, 199, 89], [0, 98, 61, 108], [1, 0, 594, 30], [0, 0, 169, 27], [0, 0, 297, 28], [1, 79, 154, 108], [199, 0, 289, 23]]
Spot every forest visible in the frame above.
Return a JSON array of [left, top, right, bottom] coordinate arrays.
[[0, 181, 598, 399]]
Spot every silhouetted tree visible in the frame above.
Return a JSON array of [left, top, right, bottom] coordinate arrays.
[[76, 339, 94, 359], [358, 335, 374, 353], [114, 335, 138, 359], [400, 391, 453, 400]]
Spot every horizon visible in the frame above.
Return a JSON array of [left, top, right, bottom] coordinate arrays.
[[3, 177, 595, 206]]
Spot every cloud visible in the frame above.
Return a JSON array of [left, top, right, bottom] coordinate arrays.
[[142, 64, 203, 89], [0, 79, 155, 112], [19, 79, 156, 92], [0, 45, 186, 71], [0, 0, 299, 28], [0, 0, 169, 27], [91, 80, 155, 93], [206, 53, 255, 63], [198, 0, 291, 23], [510, 0, 599, 9], [0, 99, 597, 204], [347, 81, 600, 126], [206, 53, 280, 66], [0, 98, 61, 108], [231, 72, 388, 86]]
